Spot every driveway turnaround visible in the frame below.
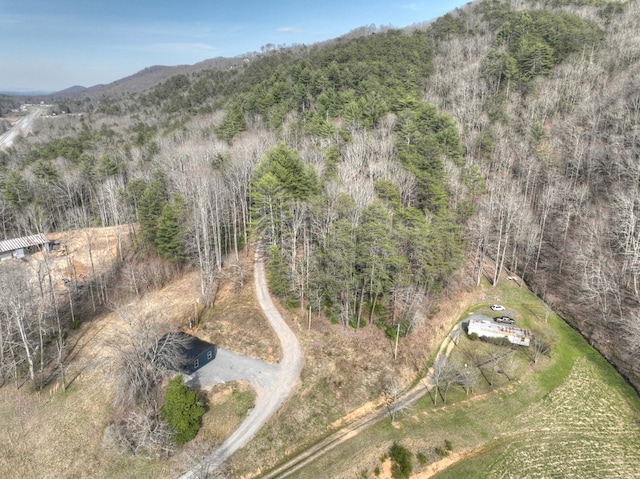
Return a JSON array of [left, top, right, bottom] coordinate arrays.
[[187, 348, 280, 393]]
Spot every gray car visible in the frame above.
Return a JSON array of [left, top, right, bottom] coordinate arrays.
[[494, 316, 515, 324]]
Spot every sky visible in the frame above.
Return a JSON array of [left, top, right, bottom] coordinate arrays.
[[0, 0, 469, 92]]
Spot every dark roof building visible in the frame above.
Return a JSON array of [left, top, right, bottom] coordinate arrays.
[[157, 332, 218, 374]]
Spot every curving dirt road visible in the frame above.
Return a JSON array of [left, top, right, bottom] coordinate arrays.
[[179, 250, 303, 478], [180, 249, 458, 478]]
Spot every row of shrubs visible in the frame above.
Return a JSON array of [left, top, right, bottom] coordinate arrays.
[[364, 439, 454, 479]]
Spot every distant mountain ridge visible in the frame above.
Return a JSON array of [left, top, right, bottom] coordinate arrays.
[[0, 89, 53, 96], [49, 26, 387, 100], [54, 85, 88, 96], [50, 56, 249, 99]]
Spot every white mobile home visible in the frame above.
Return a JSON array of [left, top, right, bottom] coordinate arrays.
[[467, 316, 531, 347]]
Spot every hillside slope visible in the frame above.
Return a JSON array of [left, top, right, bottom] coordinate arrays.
[[1, 0, 639, 396], [420, 0, 640, 390]]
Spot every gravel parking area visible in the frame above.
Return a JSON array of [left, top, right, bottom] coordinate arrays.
[[186, 348, 280, 394]]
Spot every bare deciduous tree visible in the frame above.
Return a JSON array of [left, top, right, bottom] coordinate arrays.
[[112, 407, 175, 458], [624, 310, 640, 354], [428, 356, 458, 406], [383, 377, 410, 423], [107, 308, 188, 411], [529, 337, 551, 365], [106, 307, 192, 455], [0, 263, 40, 384], [456, 363, 480, 396]]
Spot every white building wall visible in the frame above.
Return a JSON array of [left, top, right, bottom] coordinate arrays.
[[468, 319, 530, 347]]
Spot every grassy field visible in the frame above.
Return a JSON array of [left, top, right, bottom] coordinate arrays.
[[2, 235, 638, 479], [283, 280, 640, 479]]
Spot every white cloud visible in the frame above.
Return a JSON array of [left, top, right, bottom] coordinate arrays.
[[401, 2, 425, 11], [277, 26, 303, 33]]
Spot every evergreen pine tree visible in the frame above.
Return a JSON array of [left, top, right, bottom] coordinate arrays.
[[162, 376, 205, 445], [155, 194, 186, 263], [267, 245, 290, 297], [138, 176, 168, 249]]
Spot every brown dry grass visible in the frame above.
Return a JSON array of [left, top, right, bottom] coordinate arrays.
[[198, 252, 281, 363], [0, 229, 268, 479], [0, 229, 485, 479], [228, 272, 485, 477], [0, 271, 204, 478], [199, 382, 255, 445]]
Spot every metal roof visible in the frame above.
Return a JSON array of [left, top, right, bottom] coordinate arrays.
[[160, 332, 217, 360], [0, 233, 49, 254], [468, 316, 532, 340]]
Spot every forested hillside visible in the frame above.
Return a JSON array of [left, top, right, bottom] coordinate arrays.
[[423, 0, 640, 390], [1, 0, 639, 394]]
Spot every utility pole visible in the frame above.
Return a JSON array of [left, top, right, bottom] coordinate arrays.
[[394, 322, 400, 360]]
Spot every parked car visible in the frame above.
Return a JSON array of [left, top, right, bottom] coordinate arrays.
[[490, 304, 505, 311], [494, 316, 515, 324]]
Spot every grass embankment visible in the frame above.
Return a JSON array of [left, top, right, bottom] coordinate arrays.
[[285, 280, 640, 479], [199, 383, 256, 446], [0, 255, 260, 479]]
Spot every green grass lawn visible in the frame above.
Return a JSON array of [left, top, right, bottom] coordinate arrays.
[[286, 280, 640, 479]]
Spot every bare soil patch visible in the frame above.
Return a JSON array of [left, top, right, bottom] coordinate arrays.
[[412, 448, 483, 478], [46, 225, 132, 288], [378, 458, 393, 479]]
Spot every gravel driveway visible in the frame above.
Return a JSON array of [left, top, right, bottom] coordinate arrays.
[[180, 250, 303, 478], [186, 348, 280, 393]]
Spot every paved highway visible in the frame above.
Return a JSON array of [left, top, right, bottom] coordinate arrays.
[[0, 107, 42, 150]]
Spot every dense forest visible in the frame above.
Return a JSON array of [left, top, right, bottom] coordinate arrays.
[[1, 0, 639, 399]]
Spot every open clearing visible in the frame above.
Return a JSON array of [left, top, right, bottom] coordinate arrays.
[[279, 279, 640, 479], [0, 228, 270, 479], [0, 226, 443, 478], [478, 357, 640, 478]]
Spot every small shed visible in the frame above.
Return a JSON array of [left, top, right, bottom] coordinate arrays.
[[0, 233, 52, 261], [157, 332, 218, 373]]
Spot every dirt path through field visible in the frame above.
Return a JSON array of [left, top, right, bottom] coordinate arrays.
[[258, 324, 462, 479], [410, 447, 484, 478]]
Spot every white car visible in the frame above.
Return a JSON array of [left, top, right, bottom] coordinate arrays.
[[490, 304, 505, 311]]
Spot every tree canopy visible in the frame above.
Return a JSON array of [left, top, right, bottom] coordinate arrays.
[[482, 9, 604, 87], [162, 376, 205, 445]]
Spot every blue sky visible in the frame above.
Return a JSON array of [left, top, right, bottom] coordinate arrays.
[[0, 0, 469, 92]]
